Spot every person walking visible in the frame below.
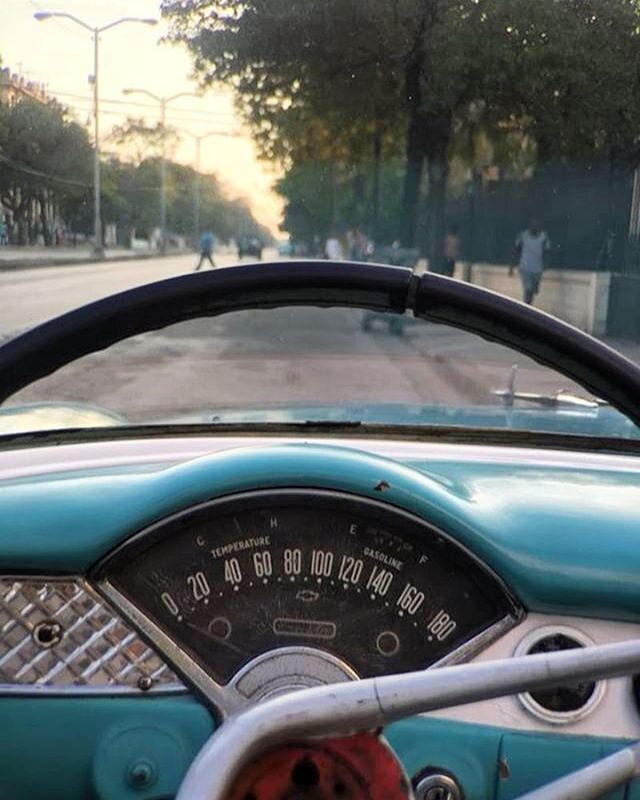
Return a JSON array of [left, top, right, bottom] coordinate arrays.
[[441, 224, 460, 277], [325, 231, 344, 260], [597, 228, 616, 270], [195, 231, 216, 271], [513, 219, 550, 304]]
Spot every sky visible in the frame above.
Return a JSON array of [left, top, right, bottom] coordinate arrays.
[[1, 0, 284, 234]]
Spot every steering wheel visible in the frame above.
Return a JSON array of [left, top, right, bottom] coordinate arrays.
[[1, 261, 639, 425], [2, 261, 640, 800]]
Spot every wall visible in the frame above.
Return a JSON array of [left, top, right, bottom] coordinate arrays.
[[607, 274, 640, 339], [452, 263, 612, 336]]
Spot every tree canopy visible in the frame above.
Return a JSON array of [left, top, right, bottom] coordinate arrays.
[[0, 94, 268, 247], [162, 0, 640, 260], [0, 98, 92, 243]]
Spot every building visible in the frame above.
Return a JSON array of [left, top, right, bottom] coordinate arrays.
[[0, 68, 50, 108]]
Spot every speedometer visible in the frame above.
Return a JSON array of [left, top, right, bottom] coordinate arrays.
[[97, 491, 520, 688]]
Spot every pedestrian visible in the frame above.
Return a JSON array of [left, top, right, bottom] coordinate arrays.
[[349, 228, 369, 261], [325, 231, 344, 260], [597, 228, 616, 270], [441, 224, 460, 277], [513, 218, 551, 304], [195, 231, 216, 271]]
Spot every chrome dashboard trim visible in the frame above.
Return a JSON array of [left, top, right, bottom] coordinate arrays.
[[0, 575, 184, 695], [0, 682, 185, 697], [513, 624, 606, 724], [432, 613, 521, 668], [98, 577, 234, 715]]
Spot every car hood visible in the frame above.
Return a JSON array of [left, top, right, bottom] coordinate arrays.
[[0, 401, 637, 439], [0, 402, 128, 434]]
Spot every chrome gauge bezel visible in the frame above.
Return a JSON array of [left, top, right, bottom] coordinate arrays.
[[92, 488, 523, 719], [514, 624, 606, 724]]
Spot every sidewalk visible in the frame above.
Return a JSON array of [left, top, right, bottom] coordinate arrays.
[[0, 246, 184, 271]]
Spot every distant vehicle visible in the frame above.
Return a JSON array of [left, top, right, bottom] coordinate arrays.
[[361, 244, 420, 334], [237, 236, 263, 260], [277, 240, 294, 256]]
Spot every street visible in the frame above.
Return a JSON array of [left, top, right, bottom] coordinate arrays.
[[3, 252, 629, 422], [0, 252, 215, 338]]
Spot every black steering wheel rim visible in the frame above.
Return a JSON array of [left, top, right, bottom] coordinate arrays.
[[0, 260, 639, 428]]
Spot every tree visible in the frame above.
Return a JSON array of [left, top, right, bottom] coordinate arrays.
[[162, 0, 640, 265], [161, 0, 409, 243], [108, 117, 179, 166], [0, 98, 93, 243]]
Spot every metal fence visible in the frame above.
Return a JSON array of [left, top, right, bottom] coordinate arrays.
[[447, 165, 637, 274]]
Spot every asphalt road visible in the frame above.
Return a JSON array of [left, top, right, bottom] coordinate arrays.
[[1, 251, 595, 421], [0, 252, 222, 339]]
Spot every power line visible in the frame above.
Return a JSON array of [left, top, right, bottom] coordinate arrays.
[[66, 104, 239, 129], [0, 153, 92, 188], [48, 88, 235, 119], [0, 153, 229, 192]]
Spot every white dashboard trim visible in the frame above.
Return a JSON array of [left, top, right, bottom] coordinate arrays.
[[1, 435, 640, 482], [429, 613, 640, 738]]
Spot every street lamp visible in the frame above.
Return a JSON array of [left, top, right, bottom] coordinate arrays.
[[122, 89, 202, 253], [34, 12, 157, 258], [180, 129, 235, 245]]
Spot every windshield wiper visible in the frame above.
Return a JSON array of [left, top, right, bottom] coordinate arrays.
[[493, 365, 607, 410]]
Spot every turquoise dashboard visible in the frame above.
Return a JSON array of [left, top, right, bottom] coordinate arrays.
[[2, 433, 640, 800]]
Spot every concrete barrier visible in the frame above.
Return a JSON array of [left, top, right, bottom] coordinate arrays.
[[452, 263, 612, 336]]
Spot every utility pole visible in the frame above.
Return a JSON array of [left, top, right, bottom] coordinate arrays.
[[35, 12, 157, 258], [177, 130, 234, 246], [122, 89, 202, 253]]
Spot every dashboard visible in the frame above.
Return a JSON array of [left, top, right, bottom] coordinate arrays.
[[2, 434, 640, 799]]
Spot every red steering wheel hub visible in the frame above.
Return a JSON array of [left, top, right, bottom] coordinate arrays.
[[225, 732, 412, 800]]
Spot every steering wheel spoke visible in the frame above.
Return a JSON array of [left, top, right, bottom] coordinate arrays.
[[176, 638, 640, 800], [516, 742, 640, 800]]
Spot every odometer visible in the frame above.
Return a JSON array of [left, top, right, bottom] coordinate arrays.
[[99, 491, 519, 686]]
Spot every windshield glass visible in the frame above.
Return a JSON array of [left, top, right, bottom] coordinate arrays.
[[1, 1, 639, 440]]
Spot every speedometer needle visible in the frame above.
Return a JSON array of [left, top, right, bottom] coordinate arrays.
[[184, 621, 250, 657]]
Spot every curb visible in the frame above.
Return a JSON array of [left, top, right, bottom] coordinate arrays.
[[0, 250, 192, 272]]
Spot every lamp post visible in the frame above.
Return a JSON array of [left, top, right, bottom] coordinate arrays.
[[122, 89, 201, 253], [34, 12, 157, 258], [180, 130, 234, 246]]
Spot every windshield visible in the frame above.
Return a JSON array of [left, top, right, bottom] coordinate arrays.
[[1, 1, 639, 441]]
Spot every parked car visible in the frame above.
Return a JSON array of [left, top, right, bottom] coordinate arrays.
[[237, 235, 263, 259], [277, 239, 294, 256]]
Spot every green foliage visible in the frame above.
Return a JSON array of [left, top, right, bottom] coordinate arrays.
[[0, 98, 93, 243], [0, 95, 266, 247], [108, 117, 179, 165], [101, 156, 268, 245], [162, 0, 640, 255]]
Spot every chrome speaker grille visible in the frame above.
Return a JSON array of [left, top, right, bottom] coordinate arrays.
[[0, 578, 181, 691]]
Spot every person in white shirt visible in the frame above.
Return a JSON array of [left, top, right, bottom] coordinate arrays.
[[325, 234, 344, 260], [513, 219, 551, 304]]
